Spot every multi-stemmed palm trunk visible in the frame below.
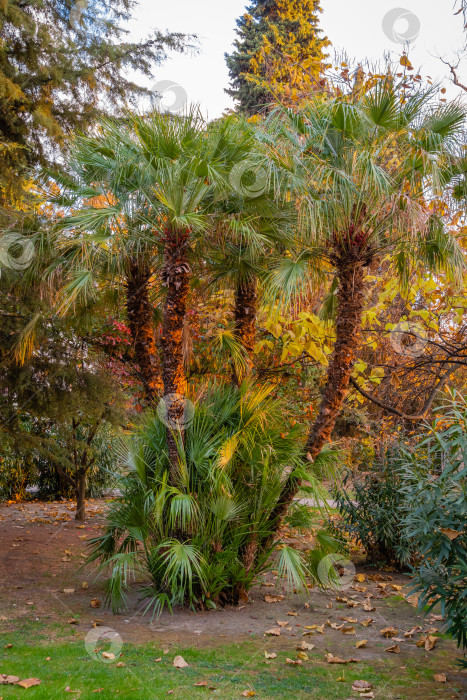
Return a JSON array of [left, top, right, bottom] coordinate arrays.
[[160, 227, 191, 469], [125, 259, 160, 402], [233, 277, 257, 383]]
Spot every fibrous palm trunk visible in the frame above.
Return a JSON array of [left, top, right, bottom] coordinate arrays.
[[125, 260, 160, 402], [233, 277, 257, 385], [264, 253, 366, 531], [161, 229, 191, 474]]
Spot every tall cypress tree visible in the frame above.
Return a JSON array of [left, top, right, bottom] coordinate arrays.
[[0, 0, 193, 206], [225, 0, 330, 115]]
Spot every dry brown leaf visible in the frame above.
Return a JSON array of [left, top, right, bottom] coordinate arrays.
[[276, 620, 288, 627], [264, 628, 281, 636], [116, 662, 125, 667], [356, 640, 368, 648], [361, 618, 374, 627], [285, 658, 302, 665], [154, 658, 162, 663], [352, 680, 372, 692], [90, 598, 101, 609], [17, 678, 41, 688], [264, 651, 277, 659], [325, 653, 350, 664], [434, 673, 447, 683], [339, 616, 357, 623], [296, 641, 314, 651], [355, 574, 366, 583], [363, 602, 376, 612], [287, 611, 298, 616], [296, 651, 309, 661], [404, 626, 421, 637], [440, 528, 463, 540], [424, 635, 438, 651], [68, 618, 79, 625], [194, 682, 207, 686], [264, 595, 284, 603], [341, 625, 356, 635], [241, 691, 256, 697], [63, 588, 75, 594], [326, 621, 344, 630], [173, 655, 189, 668], [81, 582, 89, 589], [102, 652, 115, 660], [390, 584, 402, 591], [381, 627, 398, 638], [385, 644, 400, 654]]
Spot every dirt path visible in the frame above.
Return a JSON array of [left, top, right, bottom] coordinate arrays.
[[1, 499, 466, 697]]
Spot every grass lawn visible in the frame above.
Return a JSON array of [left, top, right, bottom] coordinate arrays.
[[1, 636, 464, 699]]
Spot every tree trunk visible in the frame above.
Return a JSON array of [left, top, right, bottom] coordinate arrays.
[[233, 277, 257, 385], [75, 471, 86, 521], [161, 229, 191, 474], [125, 259, 160, 403], [263, 255, 366, 532]]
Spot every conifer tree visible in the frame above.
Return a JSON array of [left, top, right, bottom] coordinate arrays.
[[0, 0, 193, 206], [225, 0, 329, 115]]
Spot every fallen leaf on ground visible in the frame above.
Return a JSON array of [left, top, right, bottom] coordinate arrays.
[[90, 598, 101, 609], [264, 628, 281, 636], [241, 691, 256, 697], [326, 621, 344, 630], [264, 651, 277, 659], [356, 640, 368, 648], [355, 574, 366, 583], [352, 680, 372, 692], [285, 658, 302, 665], [339, 616, 357, 623], [17, 678, 41, 688], [341, 625, 356, 635], [116, 662, 125, 668], [361, 618, 374, 627], [287, 611, 298, 616], [102, 652, 115, 660], [424, 635, 439, 651], [276, 620, 288, 627], [381, 627, 398, 638], [68, 618, 79, 625], [81, 582, 89, 589], [390, 584, 402, 591], [154, 658, 162, 663], [296, 651, 308, 661], [296, 641, 314, 651], [434, 673, 447, 683], [325, 653, 359, 664], [264, 595, 284, 603], [404, 626, 421, 637], [194, 682, 207, 686], [173, 655, 189, 668], [385, 644, 400, 654], [363, 602, 376, 612]]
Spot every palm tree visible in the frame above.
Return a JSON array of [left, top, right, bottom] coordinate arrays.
[[264, 77, 466, 525], [50, 110, 273, 471]]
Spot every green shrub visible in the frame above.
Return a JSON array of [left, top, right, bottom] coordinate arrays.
[[332, 451, 414, 568], [398, 392, 467, 650], [88, 383, 337, 615]]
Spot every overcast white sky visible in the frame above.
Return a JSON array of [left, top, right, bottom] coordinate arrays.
[[127, 0, 467, 117]]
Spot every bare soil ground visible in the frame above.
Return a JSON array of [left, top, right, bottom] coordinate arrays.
[[1, 499, 466, 698]]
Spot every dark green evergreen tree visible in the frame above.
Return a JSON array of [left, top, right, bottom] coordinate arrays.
[[0, 0, 193, 206], [225, 0, 329, 115]]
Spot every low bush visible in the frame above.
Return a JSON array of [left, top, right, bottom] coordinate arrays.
[[332, 450, 414, 568], [88, 383, 338, 615], [398, 392, 467, 651]]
